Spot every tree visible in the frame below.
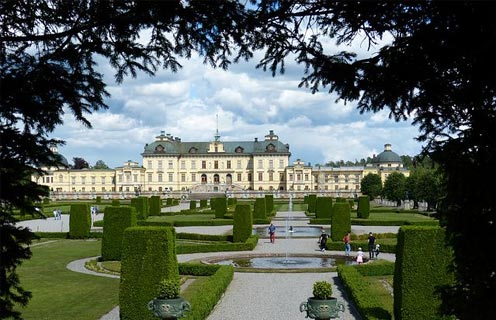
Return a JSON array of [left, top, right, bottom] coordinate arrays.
[[360, 173, 382, 200], [72, 157, 89, 170], [93, 160, 110, 169], [382, 172, 407, 207], [1, 1, 254, 317], [407, 167, 445, 212]]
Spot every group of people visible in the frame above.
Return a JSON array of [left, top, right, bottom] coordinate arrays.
[[344, 231, 380, 264], [52, 208, 62, 220], [267, 224, 381, 263]]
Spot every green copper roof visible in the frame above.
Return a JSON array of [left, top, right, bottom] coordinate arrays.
[[141, 131, 290, 156]]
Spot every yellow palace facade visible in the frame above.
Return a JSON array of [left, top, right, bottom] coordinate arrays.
[[32, 131, 408, 199]]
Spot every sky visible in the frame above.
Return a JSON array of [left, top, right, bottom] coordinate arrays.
[[52, 33, 423, 169]]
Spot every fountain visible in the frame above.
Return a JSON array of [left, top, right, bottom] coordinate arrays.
[[205, 254, 357, 271], [203, 194, 361, 272], [284, 193, 294, 263]]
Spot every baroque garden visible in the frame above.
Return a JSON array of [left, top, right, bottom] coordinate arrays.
[[18, 132, 450, 320]]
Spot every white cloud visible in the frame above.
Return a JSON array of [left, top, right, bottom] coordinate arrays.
[[51, 38, 423, 169]]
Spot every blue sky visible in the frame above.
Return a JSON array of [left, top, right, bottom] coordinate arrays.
[[52, 33, 423, 169]]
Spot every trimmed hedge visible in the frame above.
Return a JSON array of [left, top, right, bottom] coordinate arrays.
[[176, 235, 259, 254], [111, 199, 120, 206], [331, 202, 351, 242], [211, 197, 227, 218], [119, 226, 179, 320], [189, 200, 197, 210], [130, 196, 149, 220], [307, 194, 317, 213], [265, 194, 274, 215], [393, 226, 454, 320], [338, 261, 395, 319], [69, 203, 91, 238], [182, 264, 234, 320], [315, 197, 332, 219], [149, 196, 162, 215], [34, 231, 103, 239], [200, 199, 208, 208], [233, 204, 252, 243], [357, 196, 370, 219], [253, 198, 266, 219], [101, 206, 137, 261]]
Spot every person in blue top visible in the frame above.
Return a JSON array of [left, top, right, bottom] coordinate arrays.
[[268, 223, 276, 244]]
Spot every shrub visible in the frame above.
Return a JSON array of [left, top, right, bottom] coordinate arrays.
[[68, 203, 91, 238], [111, 199, 120, 206], [101, 206, 137, 261], [315, 197, 332, 219], [331, 202, 351, 242], [149, 196, 162, 215], [307, 194, 317, 213], [313, 281, 333, 299], [212, 197, 227, 218], [265, 194, 274, 215], [119, 226, 179, 320], [156, 278, 180, 299], [189, 200, 197, 210], [200, 199, 207, 208], [131, 196, 149, 220], [357, 196, 370, 219], [393, 226, 454, 320], [233, 204, 252, 243], [253, 198, 266, 219], [96, 196, 102, 204]]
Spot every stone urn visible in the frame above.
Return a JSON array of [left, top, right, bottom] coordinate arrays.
[[300, 297, 345, 320], [148, 278, 191, 319], [300, 280, 345, 319], [147, 297, 191, 319]]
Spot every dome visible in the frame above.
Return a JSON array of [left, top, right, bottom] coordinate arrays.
[[372, 144, 402, 163]]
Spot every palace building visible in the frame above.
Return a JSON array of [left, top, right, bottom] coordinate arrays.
[[32, 131, 409, 198]]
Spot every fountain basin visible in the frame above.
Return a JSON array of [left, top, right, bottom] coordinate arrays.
[[252, 226, 330, 238], [201, 253, 361, 272]]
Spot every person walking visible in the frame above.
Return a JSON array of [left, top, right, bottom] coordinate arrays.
[[367, 232, 376, 259], [342, 231, 351, 256], [268, 223, 276, 244], [318, 228, 328, 252]]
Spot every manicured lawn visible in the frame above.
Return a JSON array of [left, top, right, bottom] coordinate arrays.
[[15, 239, 119, 320], [366, 211, 435, 222]]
